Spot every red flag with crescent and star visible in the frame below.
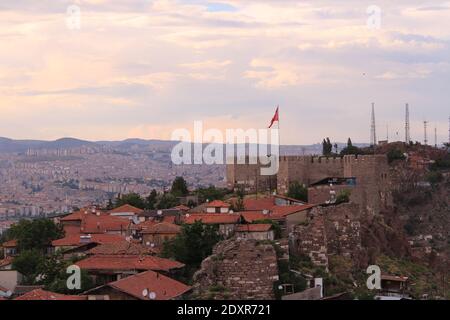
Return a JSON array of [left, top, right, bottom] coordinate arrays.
[[268, 106, 279, 128]]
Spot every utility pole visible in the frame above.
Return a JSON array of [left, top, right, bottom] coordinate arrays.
[[405, 103, 410, 144]]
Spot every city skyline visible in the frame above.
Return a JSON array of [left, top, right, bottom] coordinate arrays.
[[0, 0, 449, 144]]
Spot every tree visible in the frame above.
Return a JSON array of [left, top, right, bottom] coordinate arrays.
[[162, 221, 221, 269], [341, 138, 362, 156], [171, 177, 189, 197], [336, 189, 351, 204], [145, 189, 158, 210], [387, 149, 406, 163], [12, 249, 45, 284], [6, 219, 64, 253], [287, 181, 308, 202], [115, 193, 146, 209], [156, 193, 179, 209], [39, 254, 94, 294], [196, 186, 228, 203], [322, 138, 333, 156]]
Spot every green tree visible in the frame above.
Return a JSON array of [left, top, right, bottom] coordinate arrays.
[[145, 189, 158, 210], [39, 254, 94, 294], [115, 193, 146, 209], [162, 221, 221, 268], [171, 177, 189, 197], [12, 249, 45, 284], [287, 181, 308, 202], [322, 138, 333, 156], [196, 185, 228, 203], [341, 138, 362, 155], [336, 189, 351, 204], [156, 193, 179, 209], [6, 219, 64, 253], [387, 149, 406, 163]]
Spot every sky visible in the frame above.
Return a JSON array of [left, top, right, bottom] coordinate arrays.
[[0, 0, 449, 145]]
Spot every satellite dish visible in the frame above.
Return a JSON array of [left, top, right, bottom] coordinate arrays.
[[186, 214, 190, 218], [157, 210, 162, 215], [142, 289, 149, 297], [149, 292, 156, 300]]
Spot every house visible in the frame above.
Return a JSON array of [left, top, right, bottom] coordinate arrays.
[[83, 270, 191, 300], [183, 213, 241, 237], [205, 200, 231, 213], [140, 222, 181, 248], [14, 288, 87, 300], [108, 204, 144, 219], [240, 204, 315, 235], [236, 224, 274, 241], [51, 233, 126, 257], [0, 256, 14, 271], [75, 254, 185, 284], [87, 241, 156, 256], [137, 209, 183, 224], [375, 275, 410, 300], [60, 207, 107, 236], [2, 240, 18, 258]]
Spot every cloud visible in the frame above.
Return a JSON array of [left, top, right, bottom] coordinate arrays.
[[0, 0, 449, 144]]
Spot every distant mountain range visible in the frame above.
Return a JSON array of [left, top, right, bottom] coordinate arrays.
[[0, 137, 369, 155]]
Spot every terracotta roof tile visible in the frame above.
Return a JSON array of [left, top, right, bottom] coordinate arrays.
[[0, 256, 14, 268], [140, 222, 181, 234], [75, 255, 184, 272], [88, 241, 156, 256], [108, 204, 144, 215], [183, 213, 240, 225], [14, 289, 87, 300], [107, 270, 191, 300], [52, 234, 125, 247], [206, 200, 230, 208], [2, 239, 17, 248], [80, 215, 130, 234]]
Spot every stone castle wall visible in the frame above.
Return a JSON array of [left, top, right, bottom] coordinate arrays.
[[193, 239, 279, 300], [290, 203, 366, 269], [226, 154, 393, 214]]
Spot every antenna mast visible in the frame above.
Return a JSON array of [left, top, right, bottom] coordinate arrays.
[[424, 121, 428, 145], [370, 103, 377, 146]]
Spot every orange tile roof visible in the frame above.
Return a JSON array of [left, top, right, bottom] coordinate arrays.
[[171, 205, 190, 211], [243, 197, 276, 210], [87, 241, 156, 256], [183, 213, 240, 225], [80, 214, 130, 234], [240, 211, 280, 223], [107, 270, 191, 300], [0, 256, 14, 268], [109, 204, 144, 215], [162, 216, 177, 224], [381, 274, 409, 282], [2, 239, 17, 248], [206, 200, 230, 208], [14, 289, 87, 300], [52, 234, 125, 247], [236, 224, 273, 232], [140, 222, 181, 234], [75, 255, 184, 272]]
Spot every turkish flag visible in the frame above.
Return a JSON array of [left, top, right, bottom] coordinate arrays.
[[268, 106, 279, 128]]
